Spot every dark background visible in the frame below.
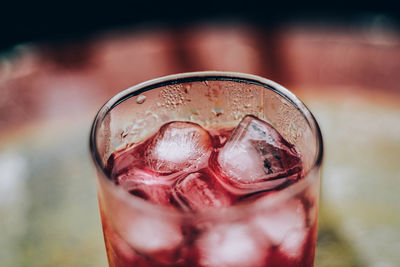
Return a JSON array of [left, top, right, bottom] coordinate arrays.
[[1, 2, 399, 51]]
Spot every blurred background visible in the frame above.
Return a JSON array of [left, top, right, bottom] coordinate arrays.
[[1, 2, 400, 267]]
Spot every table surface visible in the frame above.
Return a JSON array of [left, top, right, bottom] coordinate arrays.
[[1, 22, 399, 267]]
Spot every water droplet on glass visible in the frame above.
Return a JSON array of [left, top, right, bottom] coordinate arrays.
[[136, 95, 147, 104], [212, 107, 224, 117], [184, 84, 191, 93]]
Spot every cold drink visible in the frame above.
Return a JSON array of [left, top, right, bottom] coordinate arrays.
[[90, 72, 322, 267]]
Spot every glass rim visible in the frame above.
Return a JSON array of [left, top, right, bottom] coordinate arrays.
[[89, 71, 323, 219]]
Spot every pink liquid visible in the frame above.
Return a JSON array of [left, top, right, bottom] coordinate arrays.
[[102, 118, 317, 267]]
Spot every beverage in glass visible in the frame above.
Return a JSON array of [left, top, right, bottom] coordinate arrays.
[[90, 72, 323, 267]]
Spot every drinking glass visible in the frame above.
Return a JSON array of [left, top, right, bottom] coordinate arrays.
[[89, 71, 323, 267]]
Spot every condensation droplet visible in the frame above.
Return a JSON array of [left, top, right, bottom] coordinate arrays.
[[136, 95, 146, 104], [212, 107, 224, 116], [183, 84, 191, 93], [160, 84, 187, 109]]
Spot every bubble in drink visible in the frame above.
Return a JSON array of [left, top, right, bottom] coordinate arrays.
[[144, 121, 213, 174], [216, 115, 302, 194]]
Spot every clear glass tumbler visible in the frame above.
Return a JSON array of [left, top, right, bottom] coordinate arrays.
[[89, 71, 323, 267]]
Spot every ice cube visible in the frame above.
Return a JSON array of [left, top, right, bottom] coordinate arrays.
[[197, 224, 267, 267], [145, 121, 213, 174], [172, 169, 232, 212], [103, 218, 151, 266], [217, 115, 302, 193], [105, 145, 140, 178], [252, 199, 306, 246], [123, 215, 183, 264], [117, 168, 173, 206], [279, 228, 308, 259]]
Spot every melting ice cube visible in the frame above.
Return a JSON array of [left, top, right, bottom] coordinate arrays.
[[172, 170, 232, 212], [217, 115, 302, 193], [105, 145, 140, 178], [123, 215, 183, 264], [279, 229, 308, 260], [252, 199, 306, 246], [117, 168, 173, 206], [197, 224, 267, 267], [145, 121, 213, 174]]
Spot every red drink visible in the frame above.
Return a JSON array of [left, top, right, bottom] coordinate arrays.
[[90, 72, 322, 267], [103, 116, 317, 267]]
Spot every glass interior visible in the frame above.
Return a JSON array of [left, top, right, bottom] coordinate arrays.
[[92, 72, 322, 175], [89, 71, 323, 266]]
